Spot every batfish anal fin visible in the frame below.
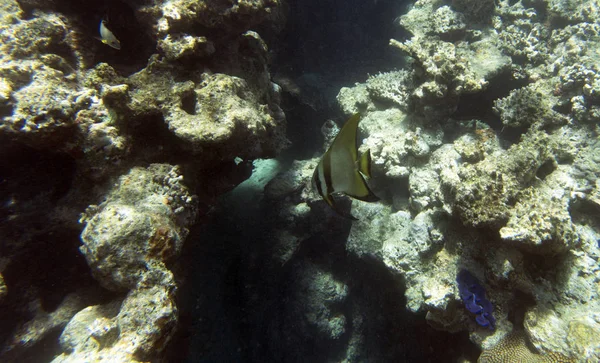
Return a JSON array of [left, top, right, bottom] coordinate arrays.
[[324, 193, 358, 220], [358, 149, 372, 178], [345, 171, 380, 202]]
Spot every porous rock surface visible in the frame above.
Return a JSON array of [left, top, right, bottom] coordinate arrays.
[[0, 0, 286, 361], [1, 0, 600, 361], [264, 0, 600, 361]]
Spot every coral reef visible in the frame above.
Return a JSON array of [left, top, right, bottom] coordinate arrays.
[[1, 0, 600, 361], [79, 164, 197, 292], [259, 0, 600, 361], [0, 0, 286, 361], [389, 0, 511, 121], [478, 330, 573, 363]]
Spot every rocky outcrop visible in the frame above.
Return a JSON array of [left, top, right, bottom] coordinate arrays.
[[0, 0, 287, 361]]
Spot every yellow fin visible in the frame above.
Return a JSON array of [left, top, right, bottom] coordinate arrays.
[[358, 149, 372, 178], [344, 171, 379, 202], [327, 113, 360, 162], [327, 113, 379, 203]]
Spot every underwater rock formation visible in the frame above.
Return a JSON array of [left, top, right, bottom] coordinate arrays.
[[1, 0, 600, 361], [261, 0, 600, 361], [79, 164, 197, 292], [0, 0, 287, 361]]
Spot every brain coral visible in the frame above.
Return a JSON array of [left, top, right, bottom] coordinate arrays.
[[478, 331, 574, 363]]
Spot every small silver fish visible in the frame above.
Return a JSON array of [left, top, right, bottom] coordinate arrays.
[[99, 20, 121, 50]]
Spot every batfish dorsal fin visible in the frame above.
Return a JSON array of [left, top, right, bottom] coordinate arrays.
[[326, 113, 361, 161]]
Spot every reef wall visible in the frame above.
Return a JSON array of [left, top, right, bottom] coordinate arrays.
[[0, 0, 599, 362], [264, 0, 600, 361], [0, 0, 287, 361]]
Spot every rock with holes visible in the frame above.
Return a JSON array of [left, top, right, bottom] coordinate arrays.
[[336, 83, 372, 115], [548, 0, 600, 24], [65, 164, 198, 360], [499, 166, 580, 253], [80, 164, 198, 291], [348, 205, 454, 313], [493, 84, 567, 128], [451, 0, 496, 23], [157, 34, 216, 61], [0, 0, 287, 362], [518, 224, 600, 362], [164, 72, 288, 160], [431, 6, 467, 40], [137, 0, 285, 72], [350, 109, 443, 182], [0, 7, 90, 149], [389, 2, 507, 121], [109, 33, 289, 164], [365, 70, 415, 111], [139, 0, 284, 37], [442, 128, 584, 253]]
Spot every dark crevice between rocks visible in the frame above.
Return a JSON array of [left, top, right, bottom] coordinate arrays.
[[535, 159, 556, 180], [262, 0, 409, 160], [168, 186, 480, 362], [1, 228, 96, 311], [86, 0, 156, 75], [451, 69, 529, 147], [119, 111, 256, 217], [553, 99, 572, 115], [508, 290, 537, 328], [0, 143, 76, 227], [570, 198, 600, 239], [122, 113, 191, 165], [522, 251, 567, 282], [0, 143, 114, 361], [180, 91, 197, 116], [3, 329, 63, 363], [0, 104, 14, 119], [0, 226, 114, 362], [345, 256, 481, 362], [165, 0, 485, 361]]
